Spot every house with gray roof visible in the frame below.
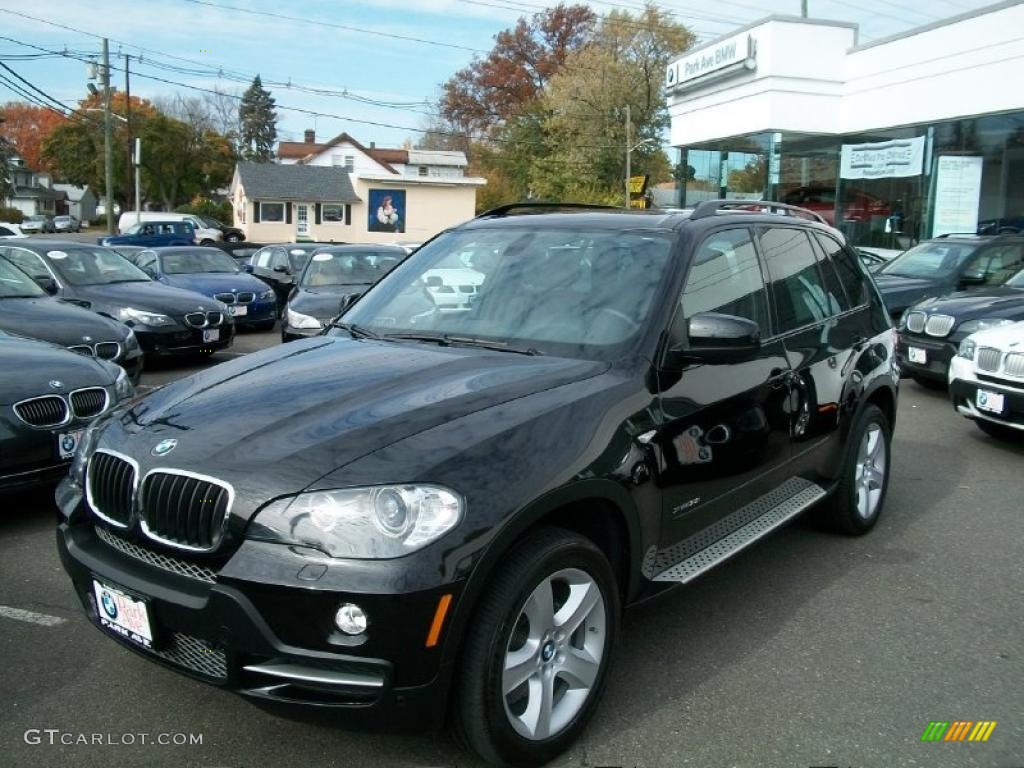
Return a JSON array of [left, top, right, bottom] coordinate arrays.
[[3, 156, 65, 218], [52, 184, 98, 224]]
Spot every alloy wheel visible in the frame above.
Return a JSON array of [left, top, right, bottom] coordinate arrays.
[[854, 422, 887, 519]]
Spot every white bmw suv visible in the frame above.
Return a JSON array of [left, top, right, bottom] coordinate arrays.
[[949, 320, 1024, 439]]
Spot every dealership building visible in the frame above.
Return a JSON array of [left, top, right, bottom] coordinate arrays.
[[665, 0, 1024, 249]]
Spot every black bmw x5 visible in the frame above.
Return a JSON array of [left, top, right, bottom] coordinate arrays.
[[57, 202, 898, 767]]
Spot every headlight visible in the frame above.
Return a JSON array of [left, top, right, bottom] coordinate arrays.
[[69, 424, 101, 486], [250, 484, 463, 558], [957, 338, 976, 360], [117, 307, 174, 326], [957, 318, 1015, 335], [114, 367, 134, 401], [285, 307, 323, 330], [259, 289, 274, 301], [123, 329, 140, 351]]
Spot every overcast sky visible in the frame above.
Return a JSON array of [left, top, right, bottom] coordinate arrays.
[[0, 0, 1002, 148]]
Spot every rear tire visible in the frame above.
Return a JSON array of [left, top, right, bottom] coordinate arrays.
[[976, 419, 1019, 441], [453, 527, 619, 767], [824, 404, 891, 535]]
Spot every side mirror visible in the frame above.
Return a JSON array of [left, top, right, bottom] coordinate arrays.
[[273, 264, 290, 274], [34, 275, 58, 295], [958, 271, 986, 287], [243, 264, 254, 273], [338, 292, 362, 314], [668, 312, 761, 365], [425, 275, 443, 289]]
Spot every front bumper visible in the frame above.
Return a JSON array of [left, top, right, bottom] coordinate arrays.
[[229, 300, 277, 327], [896, 333, 957, 381], [281, 323, 324, 342], [1, 416, 100, 493], [133, 322, 235, 355], [56, 490, 459, 728], [949, 356, 1024, 431]]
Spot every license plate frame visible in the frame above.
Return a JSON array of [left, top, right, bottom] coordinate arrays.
[[202, 328, 220, 343], [92, 580, 154, 649], [976, 388, 1005, 415], [907, 346, 927, 364], [228, 304, 247, 317], [56, 428, 84, 460]]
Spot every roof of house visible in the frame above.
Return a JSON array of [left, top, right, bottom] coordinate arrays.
[[52, 184, 93, 202], [278, 140, 326, 160], [277, 132, 467, 172], [11, 185, 65, 201], [235, 162, 361, 203]]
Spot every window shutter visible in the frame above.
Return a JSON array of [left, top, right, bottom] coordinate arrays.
[[253, 201, 260, 223], [285, 202, 292, 224], [315, 203, 322, 225], [345, 204, 351, 225]]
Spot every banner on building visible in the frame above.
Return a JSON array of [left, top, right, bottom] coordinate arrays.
[[840, 136, 925, 179], [932, 156, 983, 237]]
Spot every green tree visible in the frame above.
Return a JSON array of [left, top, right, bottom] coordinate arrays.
[[727, 156, 766, 193], [238, 76, 277, 162]]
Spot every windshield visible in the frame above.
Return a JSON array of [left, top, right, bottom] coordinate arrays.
[[879, 242, 975, 279], [0, 257, 45, 298], [48, 247, 151, 285], [200, 216, 224, 228], [341, 227, 674, 359], [27, 215, 45, 222], [301, 250, 402, 286], [161, 249, 239, 274]]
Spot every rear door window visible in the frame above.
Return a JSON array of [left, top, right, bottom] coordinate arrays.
[[760, 227, 837, 333], [816, 233, 869, 307]]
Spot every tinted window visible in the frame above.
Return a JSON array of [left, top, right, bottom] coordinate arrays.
[[681, 228, 768, 330], [879, 242, 974, 278], [252, 247, 272, 268], [301, 250, 400, 286], [46, 247, 150, 286], [817, 233, 869, 307], [962, 243, 1024, 286], [161, 249, 238, 274], [0, 226, 14, 236], [761, 227, 836, 333], [0, 256, 45, 297]]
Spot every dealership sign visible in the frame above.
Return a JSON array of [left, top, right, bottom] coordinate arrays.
[[665, 34, 756, 93], [840, 137, 925, 179]]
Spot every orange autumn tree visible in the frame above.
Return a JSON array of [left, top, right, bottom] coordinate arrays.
[[0, 102, 67, 172]]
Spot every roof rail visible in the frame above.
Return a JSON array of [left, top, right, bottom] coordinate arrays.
[[475, 201, 619, 218], [935, 231, 990, 238], [689, 199, 828, 226]]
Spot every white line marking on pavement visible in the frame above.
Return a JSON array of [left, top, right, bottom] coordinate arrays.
[[0, 605, 67, 627]]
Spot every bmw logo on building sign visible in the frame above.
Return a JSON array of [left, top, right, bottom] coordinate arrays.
[[151, 438, 178, 457]]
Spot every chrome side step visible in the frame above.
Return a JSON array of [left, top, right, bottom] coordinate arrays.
[[652, 478, 827, 584]]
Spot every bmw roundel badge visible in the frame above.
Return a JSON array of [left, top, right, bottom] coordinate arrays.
[[151, 438, 178, 457], [101, 591, 118, 619]]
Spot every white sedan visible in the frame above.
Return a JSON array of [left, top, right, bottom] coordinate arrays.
[[0, 222, 28, 239], [948, 320, 1024, 439]]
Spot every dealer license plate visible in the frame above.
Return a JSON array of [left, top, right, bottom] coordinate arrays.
[[57, 429, 84, 460], [907, 347, 927, 364], [92, 580, 153, 648], [976, 389, 1005, 414], [202, 328, 220, 343], [228, 304, 247, 317]]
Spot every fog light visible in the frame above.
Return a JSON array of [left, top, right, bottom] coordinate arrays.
[[335, 603, 367, 635]]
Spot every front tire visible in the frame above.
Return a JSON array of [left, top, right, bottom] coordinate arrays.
[[825, 404, 891, 535], [454, 528, 619, 767]]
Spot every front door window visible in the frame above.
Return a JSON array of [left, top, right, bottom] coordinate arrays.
[[296, 204, 309, 237]]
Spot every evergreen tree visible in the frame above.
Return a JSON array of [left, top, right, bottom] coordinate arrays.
[[238, 76, 277, 162]]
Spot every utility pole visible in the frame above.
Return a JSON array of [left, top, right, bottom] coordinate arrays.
[[801, 0, 808, 17], [102, 38, 114, 235], [134, 138, 141, 225], [125, 53, 132, 216], [624, 104, 631, 210]]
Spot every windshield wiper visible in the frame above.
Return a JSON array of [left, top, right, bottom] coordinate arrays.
[[330, 321, 381, 339], [104, 278, 149, 284], [382, 332, 542, 355]]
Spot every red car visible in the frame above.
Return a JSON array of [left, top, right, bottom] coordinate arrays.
[[783, 186, 890, 226]]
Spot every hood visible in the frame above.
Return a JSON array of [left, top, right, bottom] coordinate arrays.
[[0, 333, 117, 404], [289, 285, 372, 320], [873, 274, 949, 313], [102, 337, 607, 506], [161, 271, 270, 298], [911, 287, 1024, 320], [0, 297, 129, 348], [963, 320, 1024, 347], [69, 281, 224, 317]]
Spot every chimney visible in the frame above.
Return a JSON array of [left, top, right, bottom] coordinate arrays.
[[304, 129, 316, 144]]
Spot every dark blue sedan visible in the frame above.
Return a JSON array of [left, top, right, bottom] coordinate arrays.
[[129, 247, 277, 330]]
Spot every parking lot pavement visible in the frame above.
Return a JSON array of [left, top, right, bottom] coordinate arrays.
[[23, 231, 103, 244], [1, 345, 1021, 767]]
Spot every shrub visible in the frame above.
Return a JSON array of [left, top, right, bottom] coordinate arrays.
[[0, 206, 24, 224], [175, 197, 233, 224]]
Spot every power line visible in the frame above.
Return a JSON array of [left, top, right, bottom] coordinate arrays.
[[0, 61, 77, 114]]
